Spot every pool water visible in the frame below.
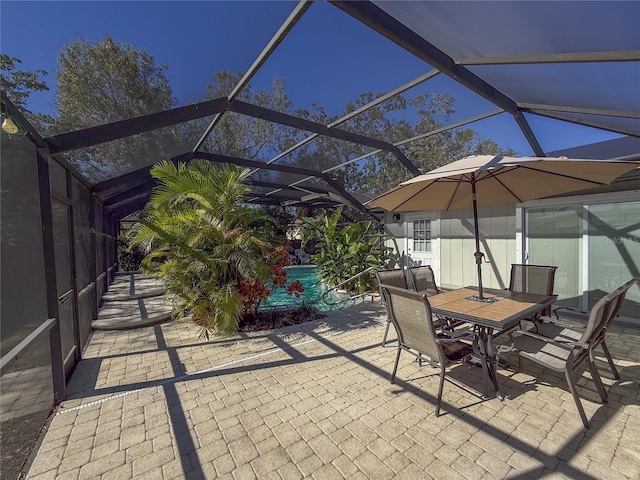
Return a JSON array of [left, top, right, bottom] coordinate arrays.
[[260, 266, 354, 311]]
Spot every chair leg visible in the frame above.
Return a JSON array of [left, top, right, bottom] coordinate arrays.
[[565, 367, 590, 429], [518, 355, 523, 373], [390, 346, 402, 384], [600, 340, 620, 379], [587, 354, 608, 404], [381, 319, 392, 346], [435, 363, 446, 417]]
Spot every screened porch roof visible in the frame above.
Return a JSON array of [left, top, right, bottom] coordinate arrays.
[[4, 1, 638, 220]]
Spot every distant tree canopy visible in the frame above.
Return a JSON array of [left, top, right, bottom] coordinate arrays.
[[287, 92, 516, 196], [6, 34, 516, 193], [0, 54, 54, 130], [53, 35, 180, 181]]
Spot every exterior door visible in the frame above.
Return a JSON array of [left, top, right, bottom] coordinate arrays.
[[405, 213, 439, 279]]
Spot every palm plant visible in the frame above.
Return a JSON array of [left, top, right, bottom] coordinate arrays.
[[131, 160, 279, 338], [300, 207, 389, 295]]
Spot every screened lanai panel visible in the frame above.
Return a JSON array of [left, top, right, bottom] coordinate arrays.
[[364, 1, 639, 141], [373, 1, 639, 57], [468, 63, 640, 118], [523, 114, 627, 155], [200, 112, 310, 163], [332, 151, 409, 198], [248, 186, 306, 201], [529, 111, 640, 139], [0, 137, 55, 480], [72, 179, 93, 291], [94, 199, 106, 299], [16, 1, 295, 126], [249, 170, 340, 195], [249, 0, 427, 119], [0, 137, 49, 354], [252, 171, 331, 195], [150, 2, 298, 102], [274, 134, 383, 177], [338, 72, 504, 143], [61, 117, 218, 183], [49, 159, 68, 199]]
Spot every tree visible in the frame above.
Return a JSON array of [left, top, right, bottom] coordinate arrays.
[[54, 36, 179, 181], [130, 160, 296, 338], [0, 55, 54, 130], [281, 90, 516, 198], [356, 93, 517, 195], [201, 72, 302, 160]]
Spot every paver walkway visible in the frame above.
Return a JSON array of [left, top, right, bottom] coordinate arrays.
[[25, 301, 640, 479], [92, 273, 172, 330]]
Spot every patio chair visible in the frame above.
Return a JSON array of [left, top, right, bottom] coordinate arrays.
[[508, 264, 557, 330], [381, 284, 475, 416], [407, 265, 440, 295], [376, 268, 409, 346], [534, 279, 635, 384], [505, 291, 617, 428], [408, 265, 464, 332]]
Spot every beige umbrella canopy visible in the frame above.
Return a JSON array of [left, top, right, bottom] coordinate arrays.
[[367, 155, 639, 300]]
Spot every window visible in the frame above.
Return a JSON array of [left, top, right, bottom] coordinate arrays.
[[413, 219, 431, 252]]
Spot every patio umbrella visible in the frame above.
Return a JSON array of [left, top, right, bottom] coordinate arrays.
[[367, 155, 639, 300]]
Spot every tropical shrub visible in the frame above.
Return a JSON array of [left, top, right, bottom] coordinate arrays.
[[130, 160, 299, 338], [117, 231, 145, 272], [237, 246, 304, 315], [300, 207, 390, 295]]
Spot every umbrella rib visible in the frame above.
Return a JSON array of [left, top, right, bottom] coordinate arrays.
[[481, 168, 524, 203], [393, 181, 436, 211], [444, 175, 468, 211]]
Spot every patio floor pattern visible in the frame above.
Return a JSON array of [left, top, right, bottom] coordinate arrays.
[[24, 301, 640, 479]]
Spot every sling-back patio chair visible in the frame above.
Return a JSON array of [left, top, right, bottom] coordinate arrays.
[[376, 268, 409, 346], [408, 265, 464, 332], [504, 288, 624, 428], [407, 265, 440, 295], [381, 284, 475, 417], [508, 264, 557, 330], [534, 279, 636, 386]]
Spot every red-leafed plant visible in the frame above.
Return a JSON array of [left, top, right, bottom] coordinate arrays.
[[237, 245, 305, 315]]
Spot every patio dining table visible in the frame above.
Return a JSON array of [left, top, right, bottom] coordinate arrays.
[[429, 286, 557, 400]]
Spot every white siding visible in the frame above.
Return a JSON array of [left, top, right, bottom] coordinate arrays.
[[440, 205, 516, 290]]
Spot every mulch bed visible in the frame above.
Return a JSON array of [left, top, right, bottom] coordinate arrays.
[[238, 307, 322, 332]]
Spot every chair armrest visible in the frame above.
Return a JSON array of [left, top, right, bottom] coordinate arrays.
[[553, 305, 588, 320], [513, 329, 588, 350]]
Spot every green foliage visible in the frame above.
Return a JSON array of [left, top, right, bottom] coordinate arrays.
[[117, 233, 146, 272], [130, 160, 282, 338], [201, 72, 301, 161], [53, 35, 180, 181], [0, 54, 54, 130], [279, 90, 517, 196], [300, 207, 389, 295]]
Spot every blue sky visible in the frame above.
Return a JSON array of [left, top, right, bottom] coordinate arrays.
[[1, 1, 621, 156]]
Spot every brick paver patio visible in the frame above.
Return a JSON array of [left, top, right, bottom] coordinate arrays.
[[24, 301, 640, 479]]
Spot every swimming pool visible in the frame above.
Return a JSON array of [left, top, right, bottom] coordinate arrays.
[[260, 265, 355, 311]]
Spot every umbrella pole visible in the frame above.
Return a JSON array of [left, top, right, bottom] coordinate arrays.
[[471, 175, 484, 299]]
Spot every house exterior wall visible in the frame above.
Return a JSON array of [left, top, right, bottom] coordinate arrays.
[[439, 204, 516, 291], [383, 204, 516, 290], [380, 181, 640, 323]]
